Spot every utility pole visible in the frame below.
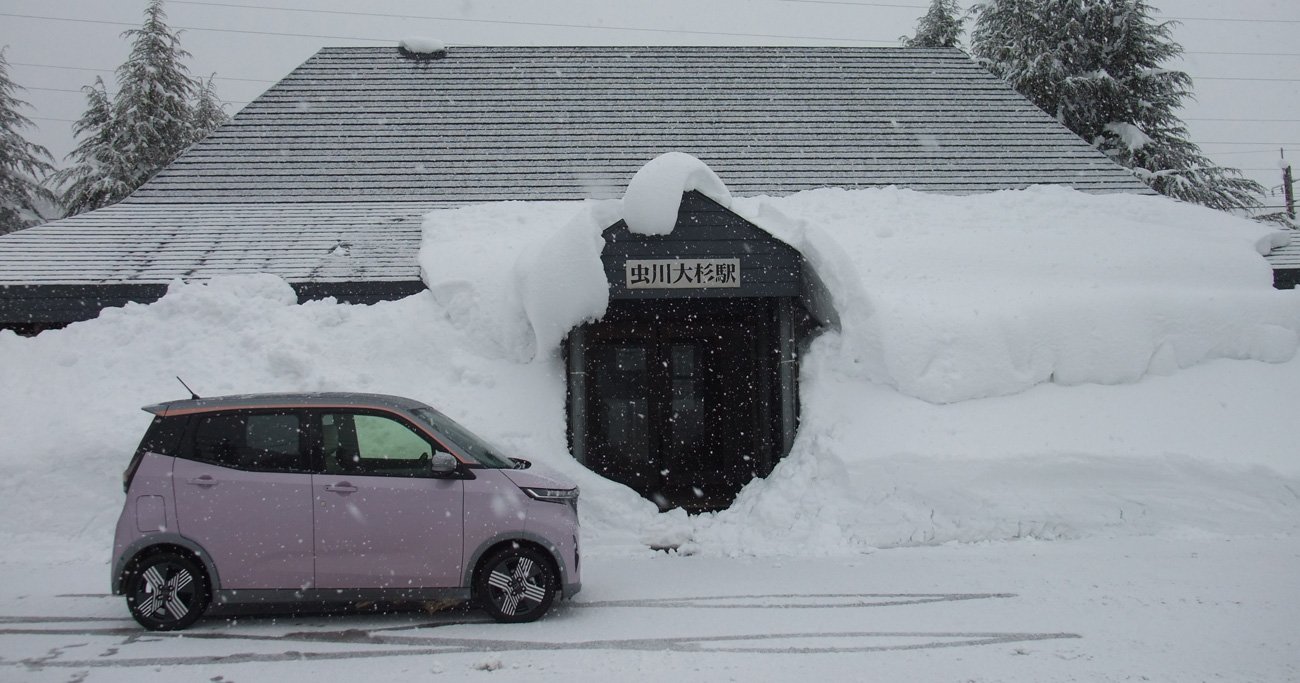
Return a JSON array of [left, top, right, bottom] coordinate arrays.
[[1282, 148, 1295, 220]]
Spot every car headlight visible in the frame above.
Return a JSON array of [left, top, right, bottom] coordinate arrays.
[[522, 487, 579, 505]]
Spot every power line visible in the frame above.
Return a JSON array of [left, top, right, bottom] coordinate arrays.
[[1154, 14, 1300, 24], [1199, 149, 1289, 156], [1186, 118, 1300, 123], [24, 85, 251, 104], [1181, 50, 1300, 57], [0, 12, 396, 44], [0, 10, 893, 45], [1200, 141, 1300, 146], [9, 61, 277, 85], [1196, 76, 1300, 83], [777, 0, 1300, 23], [5, 9, 1300, 57], [25, 86, 95, 94], [168, 1, 1300, 57], [775, 0, 928, 7], [11, 55, 1300, 93]]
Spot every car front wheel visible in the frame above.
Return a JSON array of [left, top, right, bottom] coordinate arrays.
[[475, 544, 558, 623], [124, 551, 210, 631]]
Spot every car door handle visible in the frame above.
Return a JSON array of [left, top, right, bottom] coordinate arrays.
[[186, 475, 218, 487], [324, 483, 358, 493]]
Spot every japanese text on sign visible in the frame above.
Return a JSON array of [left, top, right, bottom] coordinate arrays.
[[625, 258, 741, 289]]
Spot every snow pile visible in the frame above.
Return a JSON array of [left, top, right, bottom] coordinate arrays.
[[398, 37, 446, 55], [0, 275, 654, 560], [733, 186, 1299, 403], [515, 203, 620, 355], [418, 200, 618, 360], [2, 174, 1300, 561], [622, 152, 732, 235]]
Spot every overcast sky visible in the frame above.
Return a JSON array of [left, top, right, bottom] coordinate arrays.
[[2, 0, 1297, 206]]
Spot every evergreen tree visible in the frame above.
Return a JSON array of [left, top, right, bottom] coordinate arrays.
[[902, 0, 965, 48], [113, 0, 197, 189], [970, 0, 1263, 212], [48, 78, 135, 216], [189, 74, 229, 145], [54, 0, 227, 217], [0, 47, 56, 235]]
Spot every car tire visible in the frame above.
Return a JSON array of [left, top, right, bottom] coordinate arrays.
[[124, 551, 210, 631], [475, 544, 558, 623]]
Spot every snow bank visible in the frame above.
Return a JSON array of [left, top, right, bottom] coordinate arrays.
[[0, 275, 654, 560], [515, 203, 619, 356], [675, 350, 1300, 555], [419, 199, 617, 361], [733, 186, 1300, 403], [622, 152, 732, 235], [3, 180, 1299, 562]]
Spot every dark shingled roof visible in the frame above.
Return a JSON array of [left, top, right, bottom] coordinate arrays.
[[1, 45, 1156, 324], [134, 45, 1150, 202]]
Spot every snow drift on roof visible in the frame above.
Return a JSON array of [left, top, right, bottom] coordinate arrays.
[[398, 37, 446, 55], [622, 152, 733, 236], [420, 172, 1299, 402]]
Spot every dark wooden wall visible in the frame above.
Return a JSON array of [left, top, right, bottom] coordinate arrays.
[[0, 281, 426, 328]]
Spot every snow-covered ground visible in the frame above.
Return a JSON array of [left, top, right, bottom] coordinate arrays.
[[1, 170, 1298, 679], [3, 537, 1297, 681]]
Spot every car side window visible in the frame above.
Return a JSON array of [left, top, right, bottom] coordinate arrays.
[[190, 411, 307, 473], [322, 412, 435, 477]]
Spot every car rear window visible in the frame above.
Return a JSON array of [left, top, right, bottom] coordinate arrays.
[[125, 415, 188, 491]]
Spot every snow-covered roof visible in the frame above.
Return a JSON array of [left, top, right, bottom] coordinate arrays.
[[1, 45, 1162, 322], [130, 46, 1149, 203], [0, 203, 427, 285], [1265, 230, 1300, 270]]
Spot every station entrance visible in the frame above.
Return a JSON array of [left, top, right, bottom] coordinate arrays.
[[579, 299, 781, 511], [565, 191, 816, 512]]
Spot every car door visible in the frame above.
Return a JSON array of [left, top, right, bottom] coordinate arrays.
[[311, 409, 466, 589], [172, 410, 315, 590]]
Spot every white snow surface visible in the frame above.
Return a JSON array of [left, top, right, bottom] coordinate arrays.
[[731, 185, 1299, 403], [1104, 121, 1154, 150], [398, 36, 446, 54], [1, 185, 1298, 565], [621, 152, 733, 235]]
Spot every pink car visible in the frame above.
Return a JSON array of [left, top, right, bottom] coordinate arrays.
[[112, 393, 580, 631]]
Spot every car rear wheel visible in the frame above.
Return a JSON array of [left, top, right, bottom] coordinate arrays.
[[124, 552, 210, 631], [475, 544, 557, 623]]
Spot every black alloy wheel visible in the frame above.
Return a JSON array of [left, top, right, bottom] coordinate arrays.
[[124, 552, 210, 631], [476, 544, 558, 623]]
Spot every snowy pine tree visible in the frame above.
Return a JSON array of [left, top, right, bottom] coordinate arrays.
[[113, 0, 197, 190], [48, 78, 135, 216], [0, 48, 56, 235], [189, 74, 229, 145], [54, 0, 227, 217], [970, 0, 1263, 212], [902, 0, 965, 48]]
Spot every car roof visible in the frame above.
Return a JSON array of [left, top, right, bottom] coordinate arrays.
[[142, 392, 432, 416]]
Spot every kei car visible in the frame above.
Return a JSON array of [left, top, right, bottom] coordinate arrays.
[[111, 392, 580, 630]]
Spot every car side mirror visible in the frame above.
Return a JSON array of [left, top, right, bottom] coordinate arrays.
[[431, 451, 459, 476]]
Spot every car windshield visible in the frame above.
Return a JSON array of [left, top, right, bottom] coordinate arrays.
[[411, 407, 515, 469]]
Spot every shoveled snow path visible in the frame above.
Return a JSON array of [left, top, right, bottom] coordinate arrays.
[[2, 536, 1295, 681]]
